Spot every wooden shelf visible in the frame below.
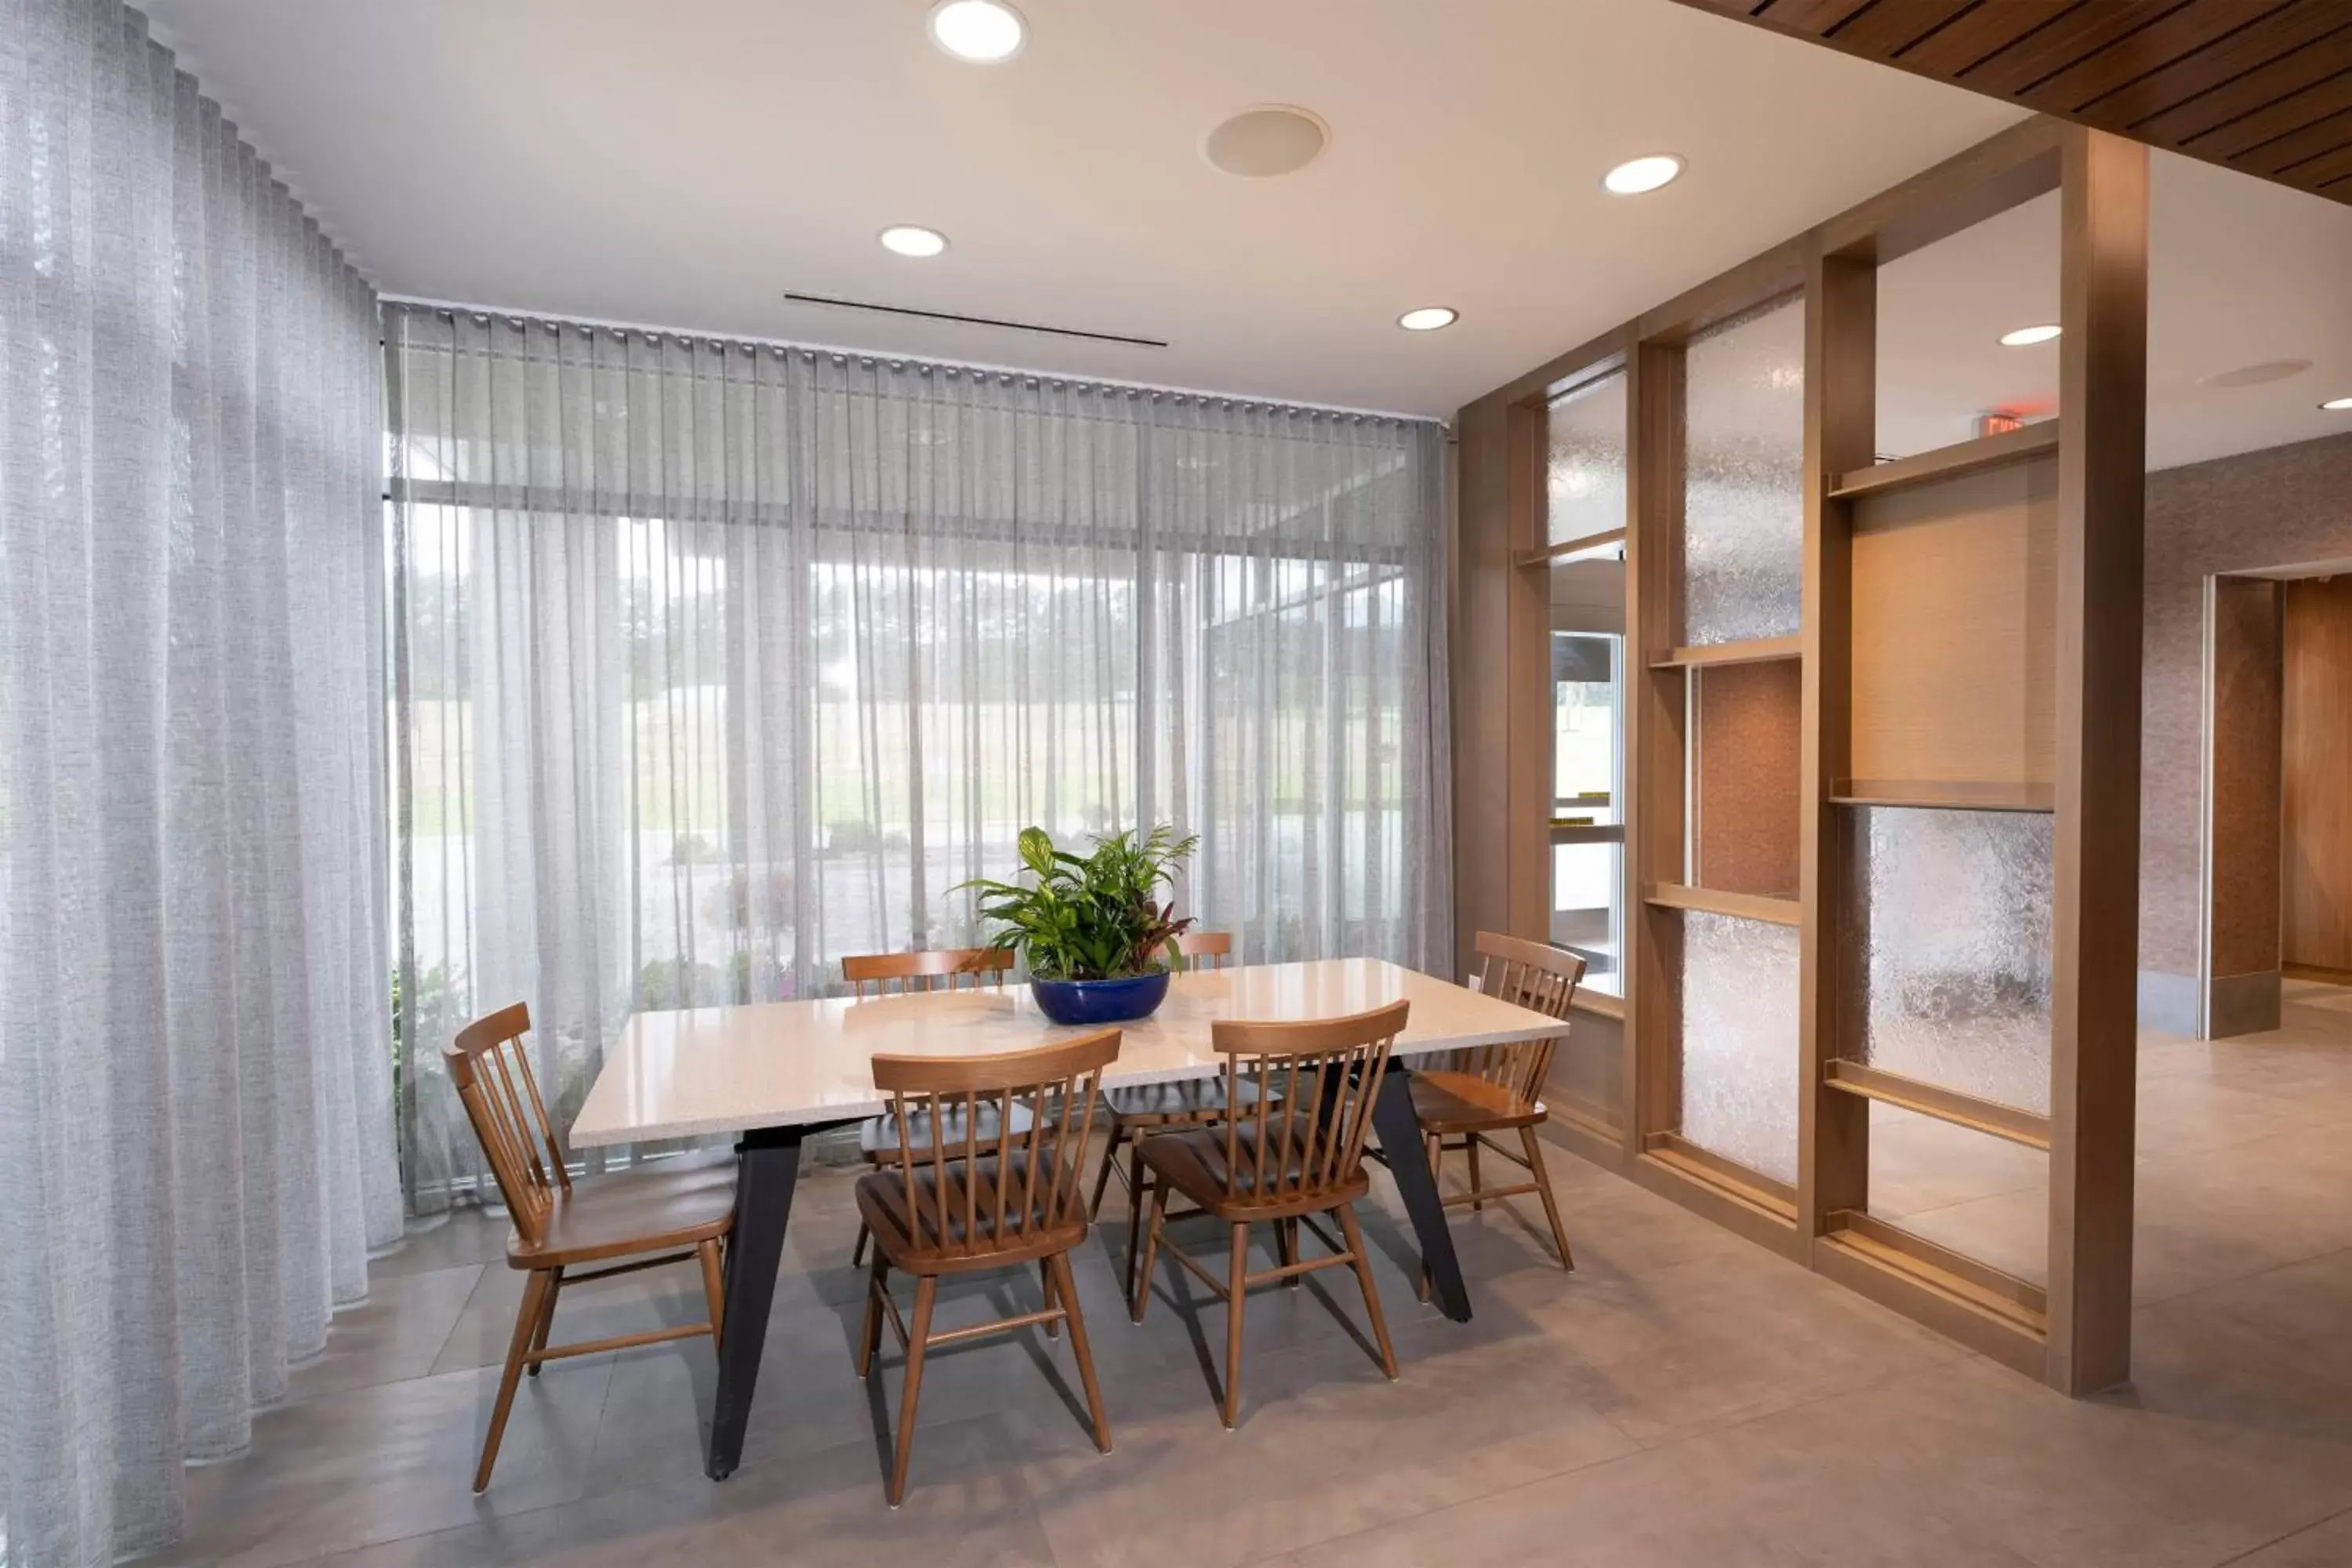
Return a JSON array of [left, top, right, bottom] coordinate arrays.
[[1824, 1059, 2052, 1149], [1829, 779, 2055, 813], [1643, 882, 1801, 927], [1514, 524, 1628, 568], [1824, 1210, 2047, 1326], [1828, 421, 2059, 500], [1642, 1132, 1798, 1218], [1649, 635, 1802, 670]]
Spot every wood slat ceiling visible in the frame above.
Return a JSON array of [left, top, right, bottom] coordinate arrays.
[[1671, 0, 2352, 205]]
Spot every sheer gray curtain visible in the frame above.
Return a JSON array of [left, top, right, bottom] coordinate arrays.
[[0, 2, 399, 1564], [383, 307, 1450, 1210]]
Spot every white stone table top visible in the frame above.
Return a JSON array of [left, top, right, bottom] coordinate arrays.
[[571, 957, 1567, 1147]]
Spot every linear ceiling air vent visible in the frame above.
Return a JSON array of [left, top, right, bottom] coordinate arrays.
[[782, 292, 1167, 349]]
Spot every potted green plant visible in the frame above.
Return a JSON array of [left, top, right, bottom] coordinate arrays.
[[960, 824, 1201, 1025]]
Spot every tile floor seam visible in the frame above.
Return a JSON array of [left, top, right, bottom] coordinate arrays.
[[2210, 1498, 2352, 1566]]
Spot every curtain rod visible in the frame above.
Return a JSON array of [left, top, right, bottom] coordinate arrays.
[[378, 292, 1447, 429]]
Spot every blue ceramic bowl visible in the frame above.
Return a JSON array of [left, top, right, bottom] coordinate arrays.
[[1030, 969, 1171, 1026]]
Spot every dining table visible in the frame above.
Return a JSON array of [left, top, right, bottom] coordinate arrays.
[[570, 954, 1573, 1480]]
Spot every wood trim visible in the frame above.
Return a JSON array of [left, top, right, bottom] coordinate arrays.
[[1540, 1108, 1628, 1175], [1570, 987, 1625, 1022], [1644, 1131, 1798, 1209], [2046, 125, 2148, 1398], [1823, 1060, 2053, 1150], [1813, 1229, 2048, 1380], [1825, 1210, 2049, 1320], [1829, 422, 2060, 500], [1643, 882, 1801, 927], [1801, 248, 1874, 1247], [1630, 1146, 1807, 1263], [1635, 238, 1810, 348], [1817, 117, 2067, 264], [1828, 779, 2057, 813], [2283, 961, 2352, 985], [1648, 635, 1803, 670]]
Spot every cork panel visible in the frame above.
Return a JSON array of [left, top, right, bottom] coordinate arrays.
[[1693, 658, 1802, 898]]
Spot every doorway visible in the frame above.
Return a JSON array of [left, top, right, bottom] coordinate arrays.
[[2282, 575, 2352, 981]]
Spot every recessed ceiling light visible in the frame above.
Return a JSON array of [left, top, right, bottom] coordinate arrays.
[[927, 0, 1025, 63], [1602, 154, 1683, 195], [2324, 395, 2352, 411], [1999, 324, 2063, 347], [879, 225, 949, 258], [1398, 307, 1458, 332]]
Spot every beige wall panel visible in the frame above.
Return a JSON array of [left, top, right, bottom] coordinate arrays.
[[1849, 457, 2058, 792]]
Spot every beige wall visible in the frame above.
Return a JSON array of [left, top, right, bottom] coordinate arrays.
[[2140, 430, 2352, 1033]]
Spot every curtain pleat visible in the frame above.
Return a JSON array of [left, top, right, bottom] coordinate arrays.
[[0, 2, 398, 1563], [382, 309, 1452, 1212]]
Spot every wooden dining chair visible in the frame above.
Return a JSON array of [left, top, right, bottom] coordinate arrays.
[[446, 1004, 734, 1493], [1409, 932, 1583, 1288], [1083, 933, 1253, 1294], [845, 948, 1021, 1267], [1130, 1000, 1407, 1428], [855, 1028, 1122, 1505]]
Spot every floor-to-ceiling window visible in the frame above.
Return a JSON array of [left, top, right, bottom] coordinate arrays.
[[382, 309, 1450, 1207]]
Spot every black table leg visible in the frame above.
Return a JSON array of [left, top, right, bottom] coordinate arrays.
[[1370, 1064, 1470, 1322], [707, 1124, 801, 1480]]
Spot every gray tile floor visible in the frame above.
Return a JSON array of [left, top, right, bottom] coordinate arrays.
[[161, 986, 2352, 1566]]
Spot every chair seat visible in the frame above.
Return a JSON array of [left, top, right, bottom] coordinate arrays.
[[859, 1099, 1036, 1157], [855, 1155, 1087, 1274], [506, 1152, 736, 1269], [1408, 1071, 1546, 1135], [1135, 1126, 1369, 1221], [1102, 1076, 1279, 1123]]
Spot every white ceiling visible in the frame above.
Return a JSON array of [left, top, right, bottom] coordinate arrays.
[[141, 0, 2027, 419], [1878, 156, 2352, 471], [141, 0, 2352, 463]]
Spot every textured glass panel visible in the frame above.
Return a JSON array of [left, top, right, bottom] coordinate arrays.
[[1679, 910, 1799, 1185], [1847, 808, 2053, 1115], [1682, 295, 1804, 645], [1547, 372, 1628, 545]]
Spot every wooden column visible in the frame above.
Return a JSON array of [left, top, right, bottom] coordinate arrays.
[[1798, 250, 1875, 1243], [1450, 397, 1513, 982], [2047, 125, 2148, 1396], [1624, 340, 1687, 1160], [1505, 402, 1557, 954]]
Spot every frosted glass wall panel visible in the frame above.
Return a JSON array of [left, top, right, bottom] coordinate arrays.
[[1846, 808, 2053, 1114], [1679, 910, 1799, 1185], [1682, 295, 1804, 645], [1547, 372, 1628, 545]]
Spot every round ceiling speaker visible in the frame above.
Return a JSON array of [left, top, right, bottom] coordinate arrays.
[[2198, 358, 2313, 389], [1203, 106, 1330, 178]]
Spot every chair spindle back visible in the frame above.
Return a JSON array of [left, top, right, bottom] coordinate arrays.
[[1458, 932, 1584, 1100], [870, 1029, 1122, 1261], [1213, 1000, 1410, 1205], [446, 1003, 569, 1247], [1167, 930, 1233, 971], [844, 947, 1016, 999]]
